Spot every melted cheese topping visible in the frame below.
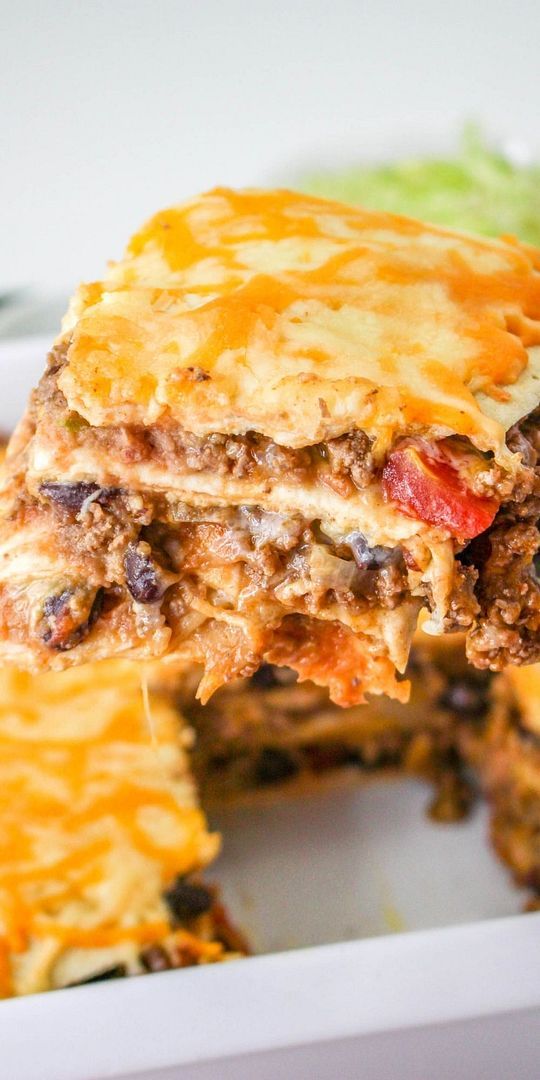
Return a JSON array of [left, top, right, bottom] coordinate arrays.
[[0, 660, 219, 997], [59, 188, 540, 459]]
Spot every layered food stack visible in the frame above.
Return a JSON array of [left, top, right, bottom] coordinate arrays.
[[1, 190, 540, 701], [1, 187, 540, 998]]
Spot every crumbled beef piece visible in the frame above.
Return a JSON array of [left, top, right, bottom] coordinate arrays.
[[466, 512, 540, 668], [439, 563, 480, 632], [462, 409, 540, 667], [223, 435, 255, 478], [324, 430, 374, 490]]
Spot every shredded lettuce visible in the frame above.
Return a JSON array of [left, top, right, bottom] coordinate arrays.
[[300, 127, 540, 245]]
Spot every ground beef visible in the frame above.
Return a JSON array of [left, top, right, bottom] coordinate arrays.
[[465, 411, 540, 669], [250, 663, 298, 689], [31, 346, 540, 671], [438, 562, 480, 633], [321, 430, 374, 493], [36, 343, 376, 491], [465, 504, 540, 668], [33, 482, 409, 661]]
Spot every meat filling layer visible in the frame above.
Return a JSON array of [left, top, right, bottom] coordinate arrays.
[[464, 410, 540, 669], [35, 345, 376, 497], [5, 345, 540, 691], [1, 485, 419, 701]]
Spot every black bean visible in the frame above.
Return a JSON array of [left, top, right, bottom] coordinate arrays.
[[39, 482, 121, 512], [42, 587, 103, 651], [163, 878, 214, 922], [347, 531, 401, 570], [139, 945, 172, 973], [67, 964, 127, 987], [43, 589, 73, 620], [253, 747, 300, 785], [124, 543, 168, 604]]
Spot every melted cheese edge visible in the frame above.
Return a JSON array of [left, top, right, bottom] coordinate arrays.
[[0, 660, 219, 996], [57, 188, 540, 460]]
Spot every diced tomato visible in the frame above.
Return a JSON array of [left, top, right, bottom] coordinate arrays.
[[382, 443, 499, 540]]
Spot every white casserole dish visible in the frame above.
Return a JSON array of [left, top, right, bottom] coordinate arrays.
[[0, 337, 538, 1080]]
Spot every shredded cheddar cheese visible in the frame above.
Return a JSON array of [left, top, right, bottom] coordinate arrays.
[[0, 660, 219, 996], [58, 188, 540, 460]]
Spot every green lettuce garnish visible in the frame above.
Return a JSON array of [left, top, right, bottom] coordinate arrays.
[[300, 127, 540, 245]]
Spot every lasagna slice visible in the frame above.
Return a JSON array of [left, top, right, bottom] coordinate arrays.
[[2, 189, 540, 703], [0, 660, 245, 998]]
